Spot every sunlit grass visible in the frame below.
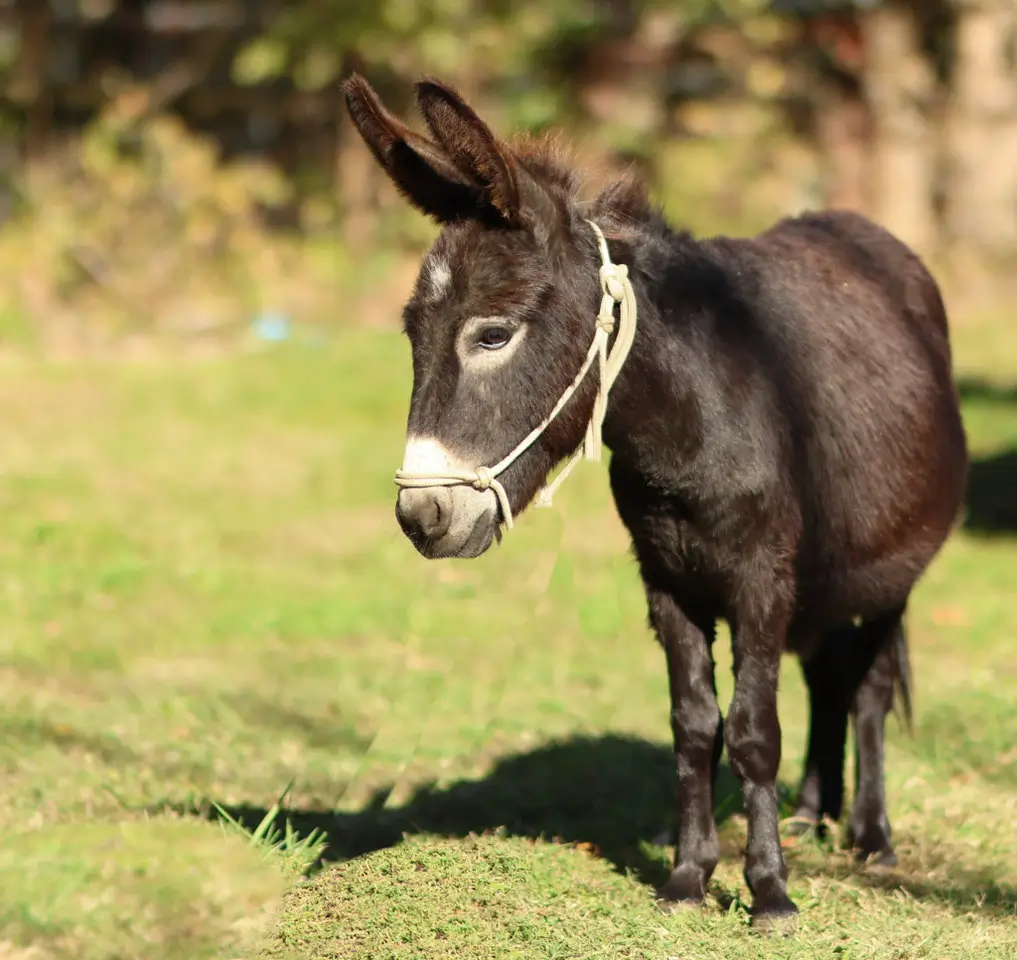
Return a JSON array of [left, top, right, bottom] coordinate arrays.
[[0, 320, 1013, 958]]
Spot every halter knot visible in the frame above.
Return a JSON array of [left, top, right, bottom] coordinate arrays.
[[473, 466, 493, 491], [600, 262, 628, 303]]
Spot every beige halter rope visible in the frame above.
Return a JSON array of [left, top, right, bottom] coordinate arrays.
[[393, 220, 638, 531]]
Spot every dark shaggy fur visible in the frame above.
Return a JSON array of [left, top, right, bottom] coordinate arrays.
[[343, 73, 969, 924]]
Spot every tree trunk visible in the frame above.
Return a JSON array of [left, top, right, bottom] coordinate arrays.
[[859, 1, 938, 252], [815, 84, 871, 214], [943, 0, 1017, 259], [10, 1, 52, 162], [800, 11, 872, 214]]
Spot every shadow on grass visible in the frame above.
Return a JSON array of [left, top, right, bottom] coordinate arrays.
[[957, 376, 1017, 535], [965, 448, 1017, 534], [176, 734, 741, 890], [783, 846, 1017, 922], [164, 732, 1017, 921], [1, 716, 139, 766], [957, 377, 1017, 407], [856, 868, 1017, 921]]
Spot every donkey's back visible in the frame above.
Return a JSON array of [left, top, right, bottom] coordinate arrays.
[[711, 209, 968, 628]]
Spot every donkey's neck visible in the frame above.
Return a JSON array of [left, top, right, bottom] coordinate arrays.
[[590, 209, 709, 492]]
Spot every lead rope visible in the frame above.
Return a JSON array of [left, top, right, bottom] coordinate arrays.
[[393, 219, 638, 531]]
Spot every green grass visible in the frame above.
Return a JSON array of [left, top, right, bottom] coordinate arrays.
[[0, 322, 1015, 959]]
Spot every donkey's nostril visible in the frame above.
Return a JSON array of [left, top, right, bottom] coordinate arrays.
[[396, 488, 452, 543], [420, 494, 442, 536]]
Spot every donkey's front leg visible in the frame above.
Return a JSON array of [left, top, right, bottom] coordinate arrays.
[[727, 593, 798, 924], [647, 587, 723, 908]]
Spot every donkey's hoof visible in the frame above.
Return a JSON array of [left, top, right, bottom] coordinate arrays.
[[750, 890, 799, 935], [850, 823, 897, 868], [654, 869, 707, 911], [858, 847, 898, 869], [654, 896, 705, 915], [751, 906, 799, 937]]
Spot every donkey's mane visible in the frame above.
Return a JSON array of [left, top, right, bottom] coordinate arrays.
[[505, 130, 658, 242], [507, 131, 580, 194]]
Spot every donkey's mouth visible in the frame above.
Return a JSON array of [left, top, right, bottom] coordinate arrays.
[[404, 497, 499, 560], [453, 512, 498, 559], [418, 513, 496, 560]]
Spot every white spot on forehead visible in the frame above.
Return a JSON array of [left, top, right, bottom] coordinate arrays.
[[402, 436, 472, 473], [424, 258, 452, 302]]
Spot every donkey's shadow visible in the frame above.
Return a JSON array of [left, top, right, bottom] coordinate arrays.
[[207, 734, 732, 889], [195, 732, 1017, 920]]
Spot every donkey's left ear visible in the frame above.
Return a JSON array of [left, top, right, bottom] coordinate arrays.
[[343, 73, 486, 224], [414, 78, 522, 223]]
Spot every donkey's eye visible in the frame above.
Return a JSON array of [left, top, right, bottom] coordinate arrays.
[[478, 326, 512, 350]]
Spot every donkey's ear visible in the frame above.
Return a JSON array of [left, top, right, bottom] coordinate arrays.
[[414, 78, 522, 222], [342, 73, 483, 223]]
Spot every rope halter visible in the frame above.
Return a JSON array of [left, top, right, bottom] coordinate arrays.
[[393, 219, 638, 531]]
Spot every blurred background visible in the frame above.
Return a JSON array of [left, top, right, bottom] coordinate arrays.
[[0, 3, 1015, 958], [1, 0, 1015, 352]]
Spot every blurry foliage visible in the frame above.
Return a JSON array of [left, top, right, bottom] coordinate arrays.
[[235, 0, 769, 131], [0, 0, 1011, 349], [0, 87, 355, 350], [0, 0, 817, 351]]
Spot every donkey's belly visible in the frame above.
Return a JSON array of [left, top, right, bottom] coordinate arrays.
[[792, 533, 946, 637]]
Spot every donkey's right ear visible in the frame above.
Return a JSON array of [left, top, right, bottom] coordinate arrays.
[[342, 73, 484, 223]]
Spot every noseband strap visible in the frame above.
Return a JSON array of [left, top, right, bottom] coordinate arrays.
[[394, 220, 638, 531]]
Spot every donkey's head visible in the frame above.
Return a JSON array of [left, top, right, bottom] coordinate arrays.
[[344, 74, 623, 559]]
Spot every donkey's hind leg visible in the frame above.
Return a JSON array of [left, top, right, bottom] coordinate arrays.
[[793, 612, 908, 863], [791, 627, 853, 834], [847, 612, 909, 867]]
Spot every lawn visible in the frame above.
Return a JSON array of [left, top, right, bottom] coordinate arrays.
[[0, 311, 1014, 959]]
